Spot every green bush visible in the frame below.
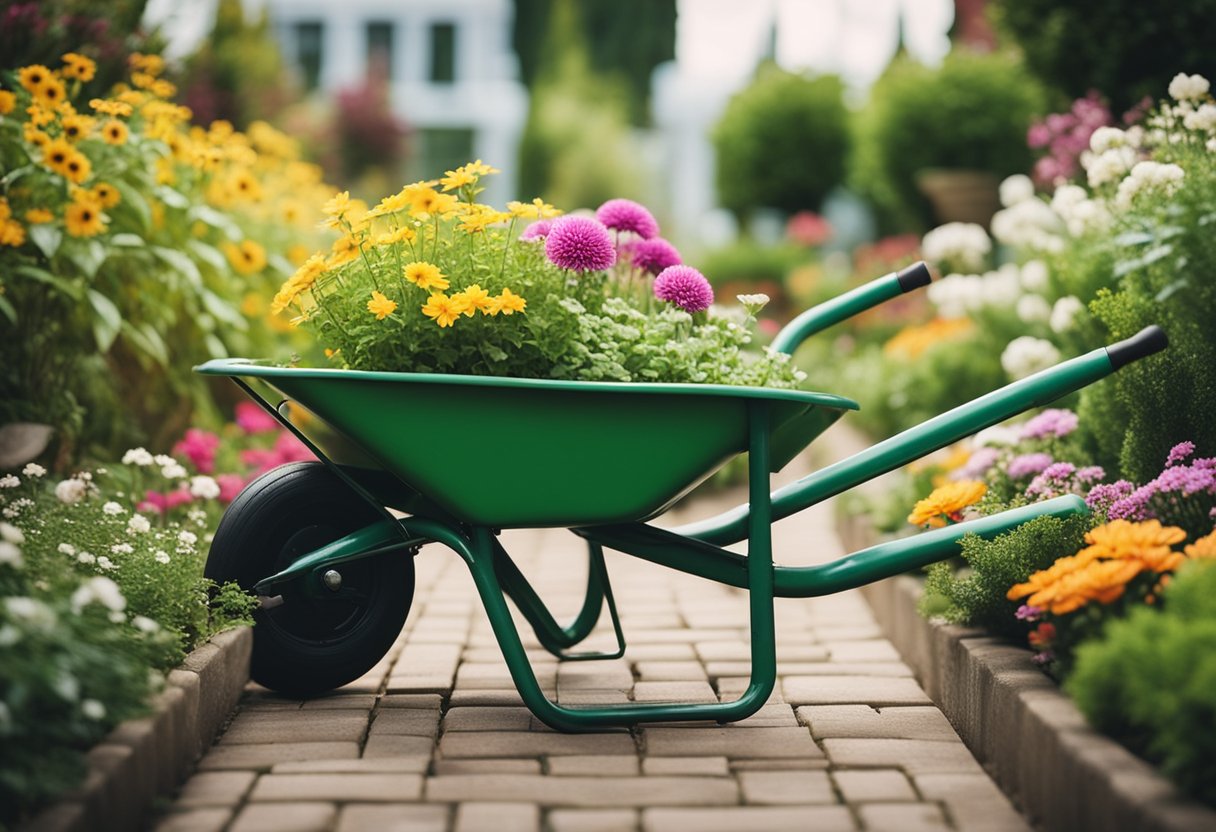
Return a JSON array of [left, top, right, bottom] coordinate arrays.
[[852, 51, 1043, 230], [696, 239, 809, 288], [713, 64, 849, 224], [1068, 563, 1216, 805]]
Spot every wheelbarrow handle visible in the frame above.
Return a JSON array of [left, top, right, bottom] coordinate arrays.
[[769, 261, 932, 355]]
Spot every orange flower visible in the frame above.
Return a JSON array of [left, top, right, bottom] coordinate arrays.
[[61, 53, 96, 82], [0, 90, 16, 115], [101, 119, 129, 145], [367, 290, 397, 320], [907, 480, 987, 528], [1185, 530, 1216, 560]]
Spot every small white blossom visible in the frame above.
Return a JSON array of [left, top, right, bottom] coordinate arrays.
[[178, 530, 198, 548], [53, 673, 79, 702], [1050, 185, 1110, 236], [121, 447, 154, 466], [102, 501, 125, 516], [5, 596, 56, 630], [0, 475, 19, 489], [1001, 336, 1061, 380], [77, 551, 96, 565], [0, 542, 23, 568], [21, 463, 46, 478], [108, 610, 126, 623], [97, 555, 118, 571], [1016, 294, 1052, 323], [0, 522, 24, 545], [921, 223, 992, 272], [161, 462, 188, 480], [81, 699, 106, 720], [70, 576, 127, 613], [132, 615, 160, 634], [999, 174, 1035, 207], [58, 543, 76, 556], [1114, 161, 1185, 210], [991, 199, 1062, 250], [1019, 261, 1050, 292], [1085, 146, 1138, 188], [1168, 72, 1210, 102], [1183, 103, 1216, 132], [1050, 296, 1086, 333], [127, 514, 151, 535], [109, 542, 133, 555], [54, 478, 87, 505], [189, 476, 221, 500], [0, 625, 20, 646], [1089, 126, 1127, 154], [154, 550, 171, 564]]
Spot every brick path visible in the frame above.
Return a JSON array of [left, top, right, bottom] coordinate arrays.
[[154, 454, 1031, 832]]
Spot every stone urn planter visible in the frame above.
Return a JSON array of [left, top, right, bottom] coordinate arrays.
[[916, 168, 1001, 227]]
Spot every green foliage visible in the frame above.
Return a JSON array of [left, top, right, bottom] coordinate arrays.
[[923, 514, 1091, 637], [1067, 563, 1216, 805], [992, 0, 1216, 112], [713, 65, 849, 222], [852, 50, 1044, 230], [696, 239, 809, 288]]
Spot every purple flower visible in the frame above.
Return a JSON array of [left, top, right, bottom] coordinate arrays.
[[1167, 441, 1196, 467], [544, 216, 617, 272], [1041, 462, 1077, 481], [596, 198, 659, 239], [625, 237, 682, 275], [519, 220, 553, 242], [1086, 480, 1135, 514], [1026, 462, 1078, 499], [1015, 604, 1043, 622], [1108, 485, 1156, 522], [1076, 466, 1106, 484], [654, 265, 714, 313], [954, 447, 1000, 481], [1019, 409, 1078, 441], [1007, 453, 1053, 479]]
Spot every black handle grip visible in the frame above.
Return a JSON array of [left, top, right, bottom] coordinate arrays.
[[896, 261, 932, 293], [1106, 325, 1168, 370]]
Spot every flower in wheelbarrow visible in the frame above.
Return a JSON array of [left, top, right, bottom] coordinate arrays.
[[736, 293, 770, 317], [458, 284, 494, 316], [421, 292, 468, 328], [544, 216, 617, 272], [624, 237, 682, 275], [907, 480, 987, 528], [596, 198, 659, 239], [367, 290, 397, 320], [403, 261, 449, 291], [489, 287, 526, 316], [654, 265, 714, 314]]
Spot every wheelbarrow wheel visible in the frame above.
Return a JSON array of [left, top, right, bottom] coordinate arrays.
[[205, 461, 414, 696]]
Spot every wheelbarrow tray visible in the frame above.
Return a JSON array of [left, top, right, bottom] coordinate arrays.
[[196, 360, 858, 529]]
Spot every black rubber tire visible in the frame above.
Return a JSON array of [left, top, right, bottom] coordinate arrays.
[[205, 461, 414, 696]]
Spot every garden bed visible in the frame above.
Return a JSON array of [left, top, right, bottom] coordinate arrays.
[[840, 515, 1216, 832], [20, 627, 251, 832]]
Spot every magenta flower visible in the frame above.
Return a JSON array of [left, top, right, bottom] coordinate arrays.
[[654, 265, 714, 313], [1019, 409, 1078, 441], [1167, 441, 1196, 467], [626, 237, 682, 275], [1086, 480, 1136, 514], [235, 401, 279, 434], [595, 198, 659, 239], [544, 216, 617, 272], [173, 428, 220, 474], [216, 474, 246, 504], [1007, 453, 1053, 479], [138, 487, 194, 514], [519, 220, 552, 242]]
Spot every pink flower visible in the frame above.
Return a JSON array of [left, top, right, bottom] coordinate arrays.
[[653, 265, 714, 313], [235, 402, 279, 434], [595, 198, 659, 239], [173, 428, 220, 473], [785, 211, 833, 247], [624, 237, 682, 275], [519, 219, 552, 241], [216, 474, 245, 504], [544, 216, 617, 272], [139, 487, 194, 514]]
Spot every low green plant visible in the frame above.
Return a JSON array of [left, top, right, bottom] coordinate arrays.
[[1067, 562, 1216, 805]]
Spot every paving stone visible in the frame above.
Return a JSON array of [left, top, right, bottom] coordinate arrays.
[[782, 676, 931, 706], [173, 771, 256, 808], [913, 773, 1033, 831], [811, 625, 883, 641], [728, 758, 831, 771], [443, 706, 535, 732], [229, 802, 336, 832], [557, 661, 634, 691], [821, 739, 983, 775], [641, 757, 729, 776], [198, 742, 360, 771], [381, 694, 444, 709], [857, 802, 950, 831], [273, 758, 429, 774], [218, 710, 369, 745], [727, 703, 799, 727], [449, 689, 529, 707], [335, 803, 449, 832], [554, 689, 631, 706], [713, 679, 786, 703], [643, 727, 822, 759], [249, 773, 424, 802], [454, 801, 540, 832], [822, 640, 902, 662], [641, 805, 855, 832], [831, 770, 916, 803], [363, 734, 436, 758], [153, 808, 232, 832], [370, 708, 442, 737], [631, 681, 716, 703], [634, 662, 708, 682], [433, 759, 543, 775], [547, 808, 638, 832], [622, 644, 697, 661], [425, 774, 737, 807], [547, 755, 640, 776], [299, 694, 377, 710], [796, 705, 959, 741], [737, 770, 835, 804], [439, 731, 635, 758]]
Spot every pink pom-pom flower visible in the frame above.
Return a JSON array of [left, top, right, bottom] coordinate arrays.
[[544, 216, 617, 272], [519, 220, 553, 242], [654, 265, 714, 313], [626, 237, 682, 275], [596, 198, 659, 239]]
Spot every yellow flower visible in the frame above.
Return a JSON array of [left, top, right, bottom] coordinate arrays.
[[24, 208, 54, 224], [32, 75, 66, 109], [25, 104, 55, 127], [62, 149, 91, 184], [884, 318, 976, 360], [507, 197, 561, 219], [61, 53, 97, 82], [458, 207, 511, 234], [90, 182, 121, 208], [41, 138, 74, 177], [1080, 519, 1187, 572], [328, 234, 361, 267], [130, 53, 165, 77], [367, 191, 410, 217], [374, 226, 416, 247], [223, 240, 267, 275], [421, 292, 468, 328], [403, 261, 449, 291], [320, 190, 352, 228], [0, 90, 14, 115], [229, 170, 262, 202], [459, 284, 493, 316], [23, 124, 51, 151], [61, 113, 95, 142], [489, 287, 527, 316], [151, 79, 176, 99], [0, 220, 25, 247], [463, 159, 499, 177], [286, 243, 311, 266], [1185, 531, 1216, 560], [89, 98, 133, 118], [289, 253, 328, 291], [907, 480, 987, 528], [440, 166, 477, 192], [408, 189, 459, 218], [98, 118, 128, 146], [18, 65, 53, 95], [65, 196, 105, 237], [367, 290, 397, 320]]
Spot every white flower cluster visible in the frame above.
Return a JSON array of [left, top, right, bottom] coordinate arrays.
[[54, 477, 87, 505], [121, 447, 154, 466], [1114, 160, 1185, 210], [1086, 145, 1139, 188], [998, 174, 1035, 208], [1049, 296, 1086, 333], [926, 261, 1047, 319], [1001, 336, 1061, 380], [921, 222, 992, 273], [1169, 72, 1211, 102], [990, 196, 1063, 251], [1050, 184, 1110, 236], [189, 476, 221, 500], [70, 575, 126, 614]]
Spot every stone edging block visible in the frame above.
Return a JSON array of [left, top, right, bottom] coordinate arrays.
[[20, 626, 253, 832], [857, 573, 1216, 832]]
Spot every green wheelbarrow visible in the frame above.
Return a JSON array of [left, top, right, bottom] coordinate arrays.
[[196, 263, 1168, 732]]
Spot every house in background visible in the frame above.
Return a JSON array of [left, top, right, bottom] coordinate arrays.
[[262, 0, 527, 203]]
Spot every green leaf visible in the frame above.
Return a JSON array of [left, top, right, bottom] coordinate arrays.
[[14, 265, 82, 299], [0, 293, 15, 324], [151, 246, 202, 288], [188, 205, 242, 239], [0, 164, 35, 188], [186, 239, 228, 274], [110, 233, 145, 247], [155, 186, 190, 209], [1112, 230, 1154, 247], [121, 320, 169, 366], [113, 180, 152, 232], [28, 224, 62, 259], [1113, 243, 1173, 278], [66, 240, 107, 279], [201, 289, 248, 331], [87, 289, 122, 351], [204, 333, 228, 359]]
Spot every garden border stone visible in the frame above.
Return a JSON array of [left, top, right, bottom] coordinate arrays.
[[841, 515, 1216, 832], [19, 626, 252, 832]]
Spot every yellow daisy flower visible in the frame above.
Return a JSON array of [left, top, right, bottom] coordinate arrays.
[[907, 480, 987, 528], [367, 290, 397, 320], [328, 234, 361, 267], [101, 119, 129, 145], [25, 208, 54, 224], [0, 219, 26, 247], [61, 53, 97, 82], [440, 166, 477, 192], [489, 287, 527, 316], [18, 65, 52, 94], [89, 98, 133, 118], [65, 196, 105, 237], [421, 292, 468, 328], [374, 226, 417, 247], [223, 240, 267, 275], [459, 284, 493, 316], [507, 197, 562, 219], [0, 90, 15, 115], [33, 76, 66, 109], [41, 139, 75, 177], [61, 113, 95, 142], [403, 261, 449, 291]]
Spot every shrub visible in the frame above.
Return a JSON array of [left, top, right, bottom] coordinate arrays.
[[713, 64, 849, 224], [1068, 562, 1216, 805], [852, 51, 1043, 230]]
